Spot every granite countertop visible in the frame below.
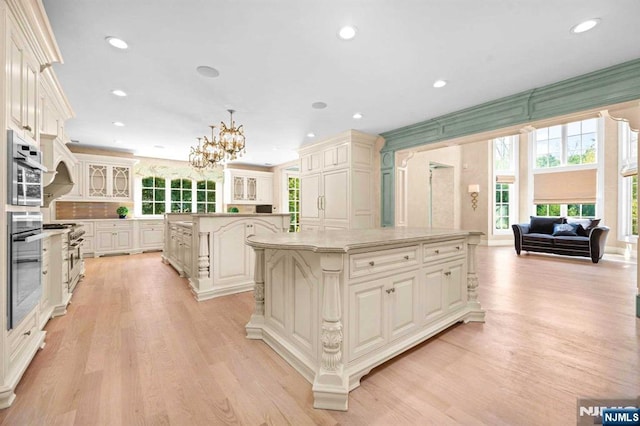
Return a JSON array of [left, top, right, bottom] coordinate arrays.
[[247, 228, 481, 253]]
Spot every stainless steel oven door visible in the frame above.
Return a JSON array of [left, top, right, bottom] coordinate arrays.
[[7, 219, 44, 330], [12, 161, 43, 206]]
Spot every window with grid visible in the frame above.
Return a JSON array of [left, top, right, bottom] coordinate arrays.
[[141, 176, 166, 215], [171, 179, 192, 212], [288, 176, 300, 232], [535, 118, 597, 168], [196, 180, 217, 213], [535, 203, 595, 218], [492, 136, 518, 233], [619, 121, 638, 238]]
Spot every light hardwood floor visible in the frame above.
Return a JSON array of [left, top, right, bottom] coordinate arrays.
[[1, 247, 638, 425]]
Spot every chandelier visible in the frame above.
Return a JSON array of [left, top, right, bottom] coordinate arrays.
[[189, 109, 246, 169]]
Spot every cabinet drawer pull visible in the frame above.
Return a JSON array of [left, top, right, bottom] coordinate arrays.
[[403, 255, 409, 260], [43, 270, 48, 275], [434, 249, 440, 254], [444, 271, 451, 276], [43, 248, 47, 252], [368, 261, 375, 266], [386, 288, 393, 294], [22, 125, 32, 131], [456, 246, 461, 250], [23, 330, 31, 336]]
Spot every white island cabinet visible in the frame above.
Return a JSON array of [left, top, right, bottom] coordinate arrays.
[[163, 213, 289, 301], [245, 228, 485, 411]]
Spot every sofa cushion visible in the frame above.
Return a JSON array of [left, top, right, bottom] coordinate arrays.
[[567, 218, 601, 237], [522, 233, 555, 248], [553, 235, 590, 248], [552, 223, 579, 236], [529, 216, 565, 234]]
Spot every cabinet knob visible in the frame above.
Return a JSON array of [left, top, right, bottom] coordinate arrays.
[[43, 248, 47, 252], [444, 271, 451, 277], [368, 261, 375, 266], [386, 288, 393, 294], [22, 125, 32, 131], [456, 246, 461, 250], [403, 255, 409, 260], [434, 249, 440, 254], [23, 330, 31, 336], [42, 270, 48, 275]]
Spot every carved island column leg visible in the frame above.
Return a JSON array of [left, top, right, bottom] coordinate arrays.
[[245, 247, 265, 339], [312, 253, 349, 411], [465, 232, 486, 323]]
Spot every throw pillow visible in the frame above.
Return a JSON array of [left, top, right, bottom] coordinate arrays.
[[568, 218, 601, 236], [530, 216, 565, 234], [552, 223, 579, 237]]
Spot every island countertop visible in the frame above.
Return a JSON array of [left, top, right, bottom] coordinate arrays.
[[165, 213, 289, 218], [246, 227, 481, 253]]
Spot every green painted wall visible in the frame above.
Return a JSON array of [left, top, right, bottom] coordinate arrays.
[[380, 58, 640, 227]]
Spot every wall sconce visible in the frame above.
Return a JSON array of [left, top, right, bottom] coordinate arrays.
[[468, 184, 480, 210]]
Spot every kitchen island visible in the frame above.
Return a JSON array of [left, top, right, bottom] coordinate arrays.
[[245, 228, 485, 411], [163, 213, 289, 301]]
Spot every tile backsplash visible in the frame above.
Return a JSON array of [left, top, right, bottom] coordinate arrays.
[[56, 201, 135, 220]]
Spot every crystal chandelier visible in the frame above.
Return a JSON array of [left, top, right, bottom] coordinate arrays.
[[189, 109, 247, 169], [218, 109, 246, 161]]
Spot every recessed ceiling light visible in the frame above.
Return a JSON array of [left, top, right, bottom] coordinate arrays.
[[196, 65, 220, 78], [570, 18, 600, 34], [338, 25, 357, 40], [433, 80, 447, 88], [111, 89, 127, 97], [353, 112, 363, 119], [105, 36, 128, 49], [311, 101, 327, 109], [307, 133, 315, 138], [112, 121, 125, 127]]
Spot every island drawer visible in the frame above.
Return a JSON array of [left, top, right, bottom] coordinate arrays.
[[422, 239, 466, 263], [349, 245, 419, 279]]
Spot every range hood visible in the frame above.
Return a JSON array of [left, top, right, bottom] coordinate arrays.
[[40, 133, 78, 207]]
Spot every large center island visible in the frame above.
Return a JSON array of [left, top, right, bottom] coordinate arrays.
[[245, 228, 485, 411]]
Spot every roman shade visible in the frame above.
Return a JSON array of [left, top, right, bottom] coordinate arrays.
[[533, 168, 597, 204], [496, 175, 516, 184], [620, 162, 637, 177]]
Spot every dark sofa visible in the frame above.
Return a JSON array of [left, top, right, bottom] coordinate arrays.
[[512, 216, 610, 263]]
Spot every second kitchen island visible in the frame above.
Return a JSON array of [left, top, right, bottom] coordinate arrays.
[[163, 213, 289, 301]]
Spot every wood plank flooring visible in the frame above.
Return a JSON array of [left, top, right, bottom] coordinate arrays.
[[0, 247, 637, 425]]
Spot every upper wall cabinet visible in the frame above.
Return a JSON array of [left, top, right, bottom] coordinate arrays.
[[223, 169, 274, 205], [7, 24, 38, 142], [66, 153, 138, 202]]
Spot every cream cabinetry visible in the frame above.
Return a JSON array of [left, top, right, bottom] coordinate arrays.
[[223, 169, 273, 205], [94, 220, 134, 256], [298, 130, 380, 231], [246, 229, 484, 411], [163, 213, 289, 301], [7, 22, 38, 141], [139, 220, 164, 251], [60, 154, 137, 202]]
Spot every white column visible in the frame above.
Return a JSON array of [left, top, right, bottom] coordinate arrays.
[[465, 231, 486, 322], [245, 247, 265, 338], [312, 253, 349, 411], [607, 104, 640, 318]]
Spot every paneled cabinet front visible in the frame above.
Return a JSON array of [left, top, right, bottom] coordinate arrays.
[[7, 23, 38, 141], [86, 163, 132, 200], [94, 221, 134, 256], [224, 170, 273, 205]]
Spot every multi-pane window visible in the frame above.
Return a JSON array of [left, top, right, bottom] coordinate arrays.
[[492, 136, 518, 233], [196, 180, 217, 213], [141, 177, 166, 215], [535, 118, 597, 168], [495, 183, 510, 230], [535, 204, 561, 217], [288, 176, 300, 232], [171, 179, 193, 212], [535, 203, 595, 218], [619, 121, 638, 238]]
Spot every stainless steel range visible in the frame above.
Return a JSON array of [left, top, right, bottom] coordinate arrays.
[[42, 223, 86, 292]]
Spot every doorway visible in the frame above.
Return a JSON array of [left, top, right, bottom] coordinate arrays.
[[428, 162, 454, 228]]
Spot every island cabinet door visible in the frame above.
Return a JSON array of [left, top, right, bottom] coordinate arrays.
[[387, 271, 420, 342], [421, 259, 467, 322], [348, 279, 387, 361], [213, 220, 252, 284]]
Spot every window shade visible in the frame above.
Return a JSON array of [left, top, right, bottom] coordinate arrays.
[[620, 162, 638, 177], [533, 169, 597, 204], [496, 175, 516, 184]]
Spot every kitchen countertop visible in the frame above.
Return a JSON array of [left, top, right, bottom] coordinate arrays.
[[247, 227, 482, 253], [166, 213, 289, 217]]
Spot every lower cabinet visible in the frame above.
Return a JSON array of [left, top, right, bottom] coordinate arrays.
[[348, 270, 420, 361], [139, 220, 164, 250], [422, 259, 466, 322], [95, 223, 133, 255], [81, 219, 165, 257]]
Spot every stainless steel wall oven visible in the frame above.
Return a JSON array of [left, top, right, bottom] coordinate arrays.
[[7, 212, 44, 330], [7, 130, 47, 206]]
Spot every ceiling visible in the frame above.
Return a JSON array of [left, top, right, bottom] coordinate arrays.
[[42, 0, 640, 167]]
